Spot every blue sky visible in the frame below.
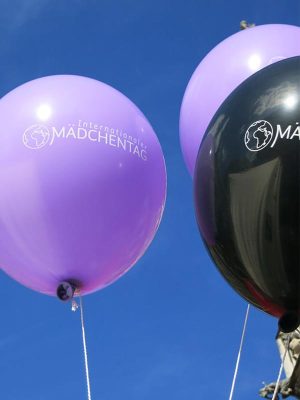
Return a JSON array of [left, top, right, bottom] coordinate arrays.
[[0, 1, 300, 399]]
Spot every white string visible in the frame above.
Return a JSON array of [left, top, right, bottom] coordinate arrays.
[[79, 295, 92, 400], [271, 334, 290, 400], [229, 303, 250, 400]]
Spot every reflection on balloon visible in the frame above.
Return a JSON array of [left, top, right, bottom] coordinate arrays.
[[0, 75, 167, 298], [194, 56, 300, 330], [180, 24, 300, 176]]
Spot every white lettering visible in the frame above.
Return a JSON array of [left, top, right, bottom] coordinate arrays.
[[290, 126, 300, 140], [98, 131, 108, 144], [117, 137, 126, 151], [109, 134, 117, 147], [78, 127, 87, 139], [127, 141, 134, 152], [271, 125, 291, 147], [66, 127, 76, 139], [88, 129, 97, 141], [141, 149, 147, 161], [133, 145, 140, 157], [50, 126, 65, 145], [52, 126, 65, 139], [36, 122, 148, 161]]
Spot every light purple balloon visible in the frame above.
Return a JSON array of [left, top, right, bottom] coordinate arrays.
[[0, 75, 166, 296], [180, 24, 300, 176]]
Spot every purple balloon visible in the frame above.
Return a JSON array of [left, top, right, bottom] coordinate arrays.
[[180, 24, 300, 176], [0, 75, 166, 296]]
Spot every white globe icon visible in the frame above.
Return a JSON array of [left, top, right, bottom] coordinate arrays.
[[23, 125, 50, 149], [244, 120, 273, 151]]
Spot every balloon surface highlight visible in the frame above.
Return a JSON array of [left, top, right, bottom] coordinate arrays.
[[180, 24, 300, 176], [0, 75, 166, 296], [194, 56, 300, 318]]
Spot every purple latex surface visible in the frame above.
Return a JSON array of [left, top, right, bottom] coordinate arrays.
[[180, 24, 300, 176], [0, 75, 167, 296]]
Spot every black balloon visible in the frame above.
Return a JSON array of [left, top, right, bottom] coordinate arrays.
[[194, 56, 300, 324]]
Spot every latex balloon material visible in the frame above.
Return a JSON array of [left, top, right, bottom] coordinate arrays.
[[180, 24, 300, 176], [194, 56, 300, 318], [57, 282, 76, 301], [0, 75, 166, 296], [278, 312, 300, 334]]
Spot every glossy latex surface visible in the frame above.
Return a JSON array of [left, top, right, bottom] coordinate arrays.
[[195, 57, 300, 317], [180, 24, 300, 176], [0, 75, 166, 296]]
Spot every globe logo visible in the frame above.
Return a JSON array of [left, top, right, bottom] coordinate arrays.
[[244, 120, 273, 151], [23, 125, 50, 149]]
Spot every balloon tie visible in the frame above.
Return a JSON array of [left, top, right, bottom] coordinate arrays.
[[271, 334, 291, 400], [240, 20, 255, 30], [71, 299, 79, 312], [229, 303, 250, 400], [72, 293, 92, 400]]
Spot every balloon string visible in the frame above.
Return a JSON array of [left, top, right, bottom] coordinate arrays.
[[271, 334, 291, 400], [79, 295, 92, 400], [229, 303, 250, 400]]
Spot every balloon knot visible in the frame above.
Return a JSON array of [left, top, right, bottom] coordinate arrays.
[[71, 299, 79, 312], [240, 20, 255, 30]]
